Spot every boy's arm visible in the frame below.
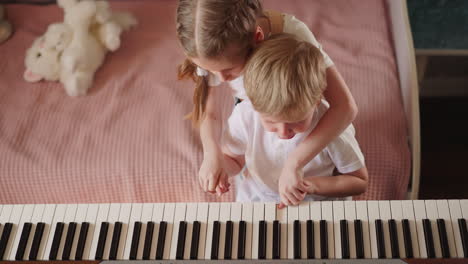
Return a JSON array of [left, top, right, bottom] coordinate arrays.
[[215, 146, 245, 196], [279, 66, 358, 205], [305, 167, 369, 197]]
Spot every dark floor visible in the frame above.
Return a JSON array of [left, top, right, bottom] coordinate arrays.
[[419, 96, 468, 199]]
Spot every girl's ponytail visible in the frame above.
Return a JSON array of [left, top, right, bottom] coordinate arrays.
[[178, 58, 210, 127]]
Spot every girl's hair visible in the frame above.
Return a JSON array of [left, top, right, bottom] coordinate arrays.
[[176, 0, 263, 126], [244, 33, 327, 121]]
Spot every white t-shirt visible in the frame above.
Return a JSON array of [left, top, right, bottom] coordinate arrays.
[[222, 100, 365, 203], [196, 13, 334, 100]]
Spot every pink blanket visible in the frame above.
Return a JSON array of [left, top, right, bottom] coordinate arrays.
[[0, 0, 410, 204]]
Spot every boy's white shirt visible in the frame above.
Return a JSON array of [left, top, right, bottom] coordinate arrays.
[[196, 13, 334, 100], [222, 100, 365, 203]]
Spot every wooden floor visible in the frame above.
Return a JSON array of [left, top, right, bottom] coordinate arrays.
[[419, 96, 468, 199]]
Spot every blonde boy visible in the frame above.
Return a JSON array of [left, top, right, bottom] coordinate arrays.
[[218, 34, 368, 204]]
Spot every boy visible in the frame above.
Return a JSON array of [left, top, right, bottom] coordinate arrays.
[[217, 34, 368, 205]]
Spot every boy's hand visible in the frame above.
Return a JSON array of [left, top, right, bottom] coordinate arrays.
[[198, 154, 226, 193], [278, 164, 308, 208], [215, 172, 231, 196]]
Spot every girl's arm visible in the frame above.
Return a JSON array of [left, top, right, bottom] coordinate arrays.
[[305, 167, 368, 197], [286, 65, 358, 169]]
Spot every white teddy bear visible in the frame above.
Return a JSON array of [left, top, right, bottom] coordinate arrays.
[[24, 0, 136, 96]]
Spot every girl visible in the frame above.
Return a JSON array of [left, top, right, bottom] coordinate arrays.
[[176, 0, 358, 207]]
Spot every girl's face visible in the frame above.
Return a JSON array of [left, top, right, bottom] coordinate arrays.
[[191, 44, 248, 82]]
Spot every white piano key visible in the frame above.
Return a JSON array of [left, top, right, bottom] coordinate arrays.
[[355, 201, 371, 259], [69, 204, 88, 260], [9, 204, 34, 260], [4, 205, 24, 260], [136, 203, 153, 260], [436, 200, 457, 258], [44, 204, 66, 260], [448, 200, 464, 258], [425, 200, 442, 258], [390, 200, 406, 258], [57, 204, 78, 260], [322, 201, 334, 259], [162, 203, 175, 260], [183, 203, 197, 260], [37, 204, 55, 261], [367, 201, 379, 259], [333, 201, 344, 259], [24, 204, 45, 260], [230, 203, 242, 260], [218, 203, 230, 259], [252, 203, 264, 260], [196, 203, 208, 260], [88, 204, 110, 260], [204, 203, 219, 260], [276, 205, 288, 259], [413, 200, 428, 258], [461, 200, 468, 218], [299, 202, 309, 259], [0, 204, 13, 256], [241, 203, 253, 260], [116, 203, 131, 260], [170, 203, 186, 260], [378, 201, 392, 258], [265, 202, 276, 260], [310, 201, 321, 258], [344, 201, 357, 259], [287, 205, 298, 259], [150, 203, 164, 260], [82, 204, 99, 260], [402, 200, 420, 258], [123, 203, 142, 260], [103, 203, 121, 260]]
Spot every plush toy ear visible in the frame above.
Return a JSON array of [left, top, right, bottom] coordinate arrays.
[[24, 69, 43, 82]]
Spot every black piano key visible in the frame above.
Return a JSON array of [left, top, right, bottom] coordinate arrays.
[[109, 221, 123, 260], [402, 219, 414, 258], [320, 220, 328, 259], [190, 221, 201, 260], [210, 221, 220, 260], [459, 218, 468, 258], [437, 219, 450, 258], [389, 219, 399, 258], [29, 222, 45, 260], [224, 220, 233, 259], [340, 219, 350, 259], [94, 222, 109, 260], [238, 220, 246, 259], [176, 221, 187, 260], [273, 220, 280, 259], [0, 223, 13, 260], [49, 222, 64, 260], [155, 221, 167, 260], [423, 219, 436, 258], [15, 222, 32, 260], [375, 219, 386, 259], [142, 221, 154, 260], [258, 220, 266, 259], [61, 222, 77, 260], [75, 222, 89, 261], [293, 220, 301, 259], [129, 221, 142, 260], [354, 219, 364, 259], [306, 220, 314, 259]]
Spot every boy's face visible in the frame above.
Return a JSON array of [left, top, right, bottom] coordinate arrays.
[[259, 108, 316, 140]]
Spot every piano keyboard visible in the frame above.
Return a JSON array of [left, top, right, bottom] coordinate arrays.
[[0, 200, 467, 261]]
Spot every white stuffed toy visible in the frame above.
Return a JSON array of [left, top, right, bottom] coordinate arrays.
[[24, 0, 136, 96]]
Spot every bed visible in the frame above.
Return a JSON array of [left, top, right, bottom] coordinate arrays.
[[0, 0, 420, 204]]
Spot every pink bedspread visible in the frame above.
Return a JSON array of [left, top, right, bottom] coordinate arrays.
[[0, 0, 410, 204]]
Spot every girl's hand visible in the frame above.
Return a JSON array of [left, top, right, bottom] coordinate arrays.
[[278, 164, 308, 208], [198, 153, 226, 193]]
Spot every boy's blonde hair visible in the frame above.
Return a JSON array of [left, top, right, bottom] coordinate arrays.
[[176, 0, 264, 126], [244, 33, 327, 121]]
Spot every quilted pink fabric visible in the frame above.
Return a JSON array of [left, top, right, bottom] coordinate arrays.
[[0, 0, 410, 204]]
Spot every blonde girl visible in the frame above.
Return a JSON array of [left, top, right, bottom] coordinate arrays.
[[176, 0, 358, 207]]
